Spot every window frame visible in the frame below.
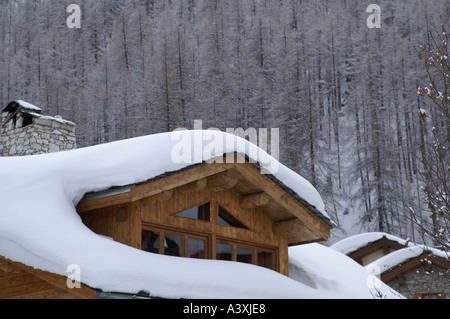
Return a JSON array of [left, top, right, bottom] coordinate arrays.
[[141, 224, 279, 272], [173, 202, 211, 222], [215, 237, 277, 271], [142, 225, 210, 259]]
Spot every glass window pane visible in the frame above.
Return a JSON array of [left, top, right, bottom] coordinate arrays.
[[188, 238, 206, 259], [218, 206, 247, 229], [175, 203, 210, 221], [257, 251, 274, 270], [216, 243, 233, 261], [237, 247, 253, 264], [164, 233, 183, 257], [142, 230, 160, 254]]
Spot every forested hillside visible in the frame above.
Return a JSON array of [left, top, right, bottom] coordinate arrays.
[[0, 0, 448, 244]]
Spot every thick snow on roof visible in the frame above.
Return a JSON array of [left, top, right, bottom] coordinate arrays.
[[14, 100, 42, 112], [365, 246, 429, 274], [330, 232, 408, 255], [26, 111, 75, 126], [330, 232, 449, 261], [289, 244, 403, 299], [0, 132, 400, 298]]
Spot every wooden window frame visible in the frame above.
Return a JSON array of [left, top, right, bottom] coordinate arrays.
[[142, 224, 278, 272], [142, 224, 210, 259], [215, 237, 278, 271], [173, 202, 211, 222]]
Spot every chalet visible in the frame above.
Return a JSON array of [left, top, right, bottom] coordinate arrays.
[[0, 108, 333, 299], [331, 233, 450, 299], [76, 153, 333, 277]]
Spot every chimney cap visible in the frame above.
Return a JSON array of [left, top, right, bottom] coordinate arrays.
[[2, 100, 42, 115]]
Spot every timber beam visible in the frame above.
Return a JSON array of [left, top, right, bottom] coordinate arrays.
[[240, 192, 272, 209], [207, 168, 241, 192]]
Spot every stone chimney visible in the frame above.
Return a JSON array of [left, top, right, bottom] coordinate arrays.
[[0, 100, 76, 156]]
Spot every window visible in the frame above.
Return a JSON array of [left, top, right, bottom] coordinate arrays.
[[142, 228, 208, 259], [237, 247, 253, 264], [216, 243, 233, 261], [216, 240, 275, 270], [257, 250, 274, 270], [164, 233, 183, 256], [175, 203, 210, 221], [188, 238, 206, 259], [141, 230, 160, 254], [141, 203, 277, 272], [218, 206, 247, 229]]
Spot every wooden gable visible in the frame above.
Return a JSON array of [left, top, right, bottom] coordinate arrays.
[[76, 159, 332, 277], [381, 253, 450, 284]]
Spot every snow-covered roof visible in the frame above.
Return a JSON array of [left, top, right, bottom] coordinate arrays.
[[330, 232, 449, 261], [365, 246, 429, 274], [289, 243, 402, 299], [365, 246, 450, 278], [2, 100, 42, 114], [0, 132, 400, 298], [330, 232, 409, 255]]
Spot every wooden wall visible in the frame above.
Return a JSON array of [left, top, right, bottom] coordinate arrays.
[[0, 258, 79, 299], [79, 183, 290, 276]]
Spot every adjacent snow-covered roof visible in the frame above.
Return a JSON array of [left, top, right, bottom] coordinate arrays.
[[330, 232, 409, 255], [365, 246, 429, 274], [0, 132, 400, 298], [330, 232, 449, 260]]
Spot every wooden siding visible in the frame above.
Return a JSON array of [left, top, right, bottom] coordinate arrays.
[[0, 257, 96, 299], [77, 162, 333, 277], [79, 180, 289, 275]]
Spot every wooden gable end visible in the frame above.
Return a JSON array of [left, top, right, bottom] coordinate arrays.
[[76, 159, 332, 277], [381, 253, 450, 284]]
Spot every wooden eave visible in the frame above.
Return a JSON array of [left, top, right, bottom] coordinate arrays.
[[76, 158, 332, 245], [381, 253, 450, 284], [0, 255, 97, 299], [348, 237, 407, 264]]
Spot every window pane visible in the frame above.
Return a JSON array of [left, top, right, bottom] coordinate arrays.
[[218, 206, 247, 229], [237, 247, 253, 264], [188, 238, 206, 259], [175, 203, 210, 221], [164, 233, 183, 257], [257, 251, 274, 270], [216, 243, 233, 261], [142, 230, 160, 254]]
